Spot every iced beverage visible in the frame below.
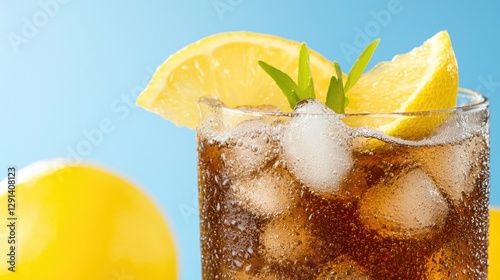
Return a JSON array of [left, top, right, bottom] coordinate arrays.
[[196, 90, 489, 279]]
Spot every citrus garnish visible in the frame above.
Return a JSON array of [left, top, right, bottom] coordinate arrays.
[[259, 39, 379, 113], [345, 30, 458, 139], [260, 31, 457, 140], [136, 32, 336, 129], [137, 31, 458, 140]]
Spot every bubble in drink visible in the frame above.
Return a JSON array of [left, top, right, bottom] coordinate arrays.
[[230, 269, 288, 280], [215, 198, 263, 278], [282, 99, 353, 196], [425, 247, 467, 279], [316, 255, 370, 280], [358, 168, 449, 238], [424, 240, 487, 279]]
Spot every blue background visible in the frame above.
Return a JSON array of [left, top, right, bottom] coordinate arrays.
[[1, 1, 499, 279]]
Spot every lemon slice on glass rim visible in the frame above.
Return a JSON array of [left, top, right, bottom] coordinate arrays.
[[344, 30, 458, 140], [136, 32, 336, 129], [137, 31, 458, 140]]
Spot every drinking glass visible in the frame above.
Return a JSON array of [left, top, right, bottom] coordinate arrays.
[[196, 89, 489, 279]]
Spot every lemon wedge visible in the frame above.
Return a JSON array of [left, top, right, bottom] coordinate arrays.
[[345, 31, 458, 139], [137, 32, 336, 129]]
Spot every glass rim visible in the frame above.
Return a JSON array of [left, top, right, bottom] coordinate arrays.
[[198, 88, 489, 117]]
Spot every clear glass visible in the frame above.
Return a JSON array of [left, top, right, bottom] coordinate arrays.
[[196, 89, 490, 279]]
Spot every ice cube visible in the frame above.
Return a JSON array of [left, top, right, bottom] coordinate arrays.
[[316, 255, 371, 279], [345, 148, 412, 197], [260, 210, 317, 263], [427, 109, 488, 145], [221, 118, 281, 178], [414, 144, 469, 202], [230, 168, 299, 216], [281, 99, 354, 196], [413, 135, 488, 202], [358, 168, 449, 238]]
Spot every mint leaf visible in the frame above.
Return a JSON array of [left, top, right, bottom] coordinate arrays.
[[325, 62, 346, 114], [303, 81, 314, 100], [298, 43, 315, 99], [258, 60, 300, 109], [259, 38, 378, 112], [325, 76, 341, 113], [344, 38, 380, 93]]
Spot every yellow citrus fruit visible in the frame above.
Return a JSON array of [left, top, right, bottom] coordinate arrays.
[[0, 160, 177, 280], [345, 31, 458, 139], [490, 208, 500, 278], [136, 32, 337, 129]]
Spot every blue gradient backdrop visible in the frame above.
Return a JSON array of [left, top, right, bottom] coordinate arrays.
[[1, 1, 499, 279]]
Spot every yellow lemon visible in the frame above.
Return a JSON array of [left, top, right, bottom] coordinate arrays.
[[345, 31, 458, 139], [490, 208, 500, 278], [136, 32, 337, 129], [0, 160, 177, 280]]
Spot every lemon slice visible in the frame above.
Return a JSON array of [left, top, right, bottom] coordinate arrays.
[[345, 31, 458, 140], [137, 32, 336, 129], [490, 208, 500, 278]]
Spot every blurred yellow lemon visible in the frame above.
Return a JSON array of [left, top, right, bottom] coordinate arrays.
[[490, 208, 500, 278], [0, 160, 177, 280]]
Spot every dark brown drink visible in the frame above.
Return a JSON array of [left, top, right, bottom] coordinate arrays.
[[197, 91, 489, 279]]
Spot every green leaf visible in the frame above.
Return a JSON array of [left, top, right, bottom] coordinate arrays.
[[344, 96, 349, 108], [325, 62, 346, 113], [259, 37, 378, 112], [258, 60, 300, 109], [303, 80, 315, 100], [298, 43, 315, 99], [344, 38, 380, 93], [325, 76, 342, 113]]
